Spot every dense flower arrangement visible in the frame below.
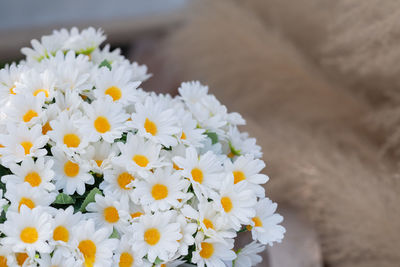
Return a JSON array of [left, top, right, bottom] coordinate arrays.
[[0, 27, 285, 267]]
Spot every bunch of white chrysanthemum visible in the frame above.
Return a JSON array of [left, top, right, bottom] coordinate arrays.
[[0, 27, 285, 267]]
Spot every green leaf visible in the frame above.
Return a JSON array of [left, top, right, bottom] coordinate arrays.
[[229, 142, 241, 156], [206, 132, 218, 145], [53, 193, 75, 205], [109, 227, 120, 239], [154, 257, 163, 265], [80, 188, 102, 212], [99, 59, 112, 70]]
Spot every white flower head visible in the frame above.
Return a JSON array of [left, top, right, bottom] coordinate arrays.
[[131, 211, 182, 263], [2, 156, 55, 191], [51, 147, 94, 195], [248, 198, 285, 245], [1, 206, 53, 256], [129, 96, 180, 147], [113, 133, 165, 177], [0, 123, 48, 164], [79, 98, 129, 143], [134, 166, 190, 211]]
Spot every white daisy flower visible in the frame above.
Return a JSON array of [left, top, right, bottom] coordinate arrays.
[[37, 248, 83, 267], [5, 183, 55, 213], [128, 96, 180, 147], [181, 202, 236, 242], [83, 141, 119, 173], [0, 123, 48, 164], [212, 176, 257, 231], [48, 111, 89, 156], [21, 30, 68, 62], [1, 206, 53, 255], [234, 241, 265, 267], [224, 126, 262, 159], [86, 194, 130, 233], [4, 93, 45, 127], [53, 89, 85, 114], [130, 61, 152, 82], [135, 167, 190, 212], [0, 63, 25, 106], [113, 133, 164, 177], [2, 157, 55, 191], [71, 219, 118, 267], [248, 198, 285, 245], [192, 232, 236, 267], [51, 147, 94, 195], [128, 202, 146, 222], [0, 245, 16, 267], [79, 98, 129, 143], [44, 50, 92, 93], [93, 64, 140, 105], [91, 44, 127, 65], [16, 69, 56, 99], [178, 81, 209, 106], [40, 103, 60, 136], [131, 211, 182, 263], [113, 235, 150, 267], [175, 213, 197, 256], [177, 111, 206, 148], [224, 155, 269, 197], [63, 27, 106, 55], [100, 165, 136, 202], [51, 206, 83, 244], [173, 147, 224, 198]]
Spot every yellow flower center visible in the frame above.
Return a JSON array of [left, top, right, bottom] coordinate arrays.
[[191, 168, 203, 184], [144, 118, 157, 136], [132, 155, 149, 167], [151, 184, 168, 200], [119, 252, 134, 267], [117, 172, 134, 190], [20, 141, 33, 155], [203, 218, 214, 229], [23, 110, 38, 123], [42, 121, 52, 135], [221, 196, 233, 213], [181, 131, 187, 140], [16, 253, 28, 266], [33, 88, 49, 97], [199, 242, 214, 259], [18, 197, 35, 212], [130, 212, 143, 219], [53, 225, 69, 242], [233, 170, 246, 184], [64, 161, 79, 177], [9, 85, 16, 95], [173, 163, 182, 170], [144, 228, 161, 245], [95, 160, 103, 167], [24, 172, 42, 187], [0, 255, 7, 267], [20, 227, 38, 244], [94, 116, 111, 133], [63, 133, 80, 148], [104, 206, 119, 223], [79, 240, 97, 267], [105, 86, 122, 101], [252, 216, 263, 227]]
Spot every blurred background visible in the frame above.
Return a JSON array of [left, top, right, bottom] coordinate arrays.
[[2, 0, 400, 267]]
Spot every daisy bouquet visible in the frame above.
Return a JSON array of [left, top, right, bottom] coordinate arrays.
[[0, 28, 285, 267]]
